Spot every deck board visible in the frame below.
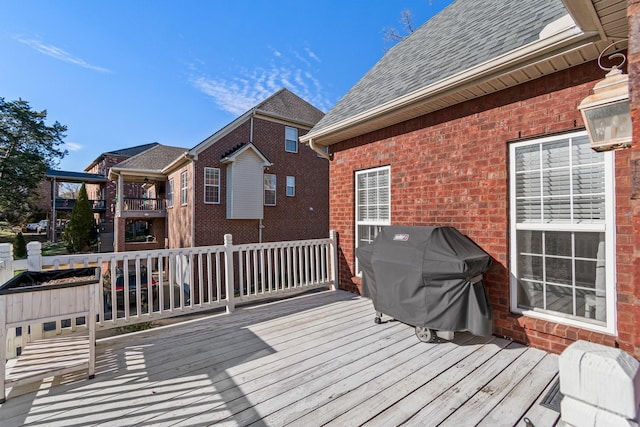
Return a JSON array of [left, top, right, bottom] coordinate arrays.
[[0, 290, 561, 426]]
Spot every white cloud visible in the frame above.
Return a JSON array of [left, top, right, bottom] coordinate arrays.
[[304, 47, 321, 63], [190, 46, 332, 114], [15, 37, 112, 73], [64, 142, 83, 151]]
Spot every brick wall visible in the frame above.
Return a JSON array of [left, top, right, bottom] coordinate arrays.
[[330, 59, 638, 355], [624, 1, 640, 359], [188, 117, 329, 247], [166, 164, 195, 248]]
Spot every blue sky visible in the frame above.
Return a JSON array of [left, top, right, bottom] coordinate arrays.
[[1, 1, 452, 171]]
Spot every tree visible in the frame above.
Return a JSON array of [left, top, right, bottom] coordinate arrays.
[[0, 98, 68, 221], [13, 231, 26, 259], [62, 183, 97, 253], [383, 9, 416, 44]]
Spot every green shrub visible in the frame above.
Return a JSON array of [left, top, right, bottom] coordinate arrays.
[[13, 231, 26, 258]]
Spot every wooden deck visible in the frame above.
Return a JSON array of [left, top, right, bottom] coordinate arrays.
[[0, 290, 561, 426]]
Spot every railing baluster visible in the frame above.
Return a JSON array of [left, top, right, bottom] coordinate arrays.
[[238, 251, 244, 297], [3, 233, 336, 343], [198, 251, 204, 306], [158, 255, 165, 314]]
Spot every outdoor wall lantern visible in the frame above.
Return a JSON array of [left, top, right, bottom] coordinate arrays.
[[578, 41, 631, 152]]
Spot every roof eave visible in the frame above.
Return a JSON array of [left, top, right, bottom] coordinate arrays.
[[253, 109, 319, 129], [301, 25, 600, 146]]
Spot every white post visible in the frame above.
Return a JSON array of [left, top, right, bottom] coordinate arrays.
[[559, 340, 640, 426], [27, 241, 43, 272], [0, 243, 13, 284], [329, 230, 339, 291], [224, 234, 235, 314]]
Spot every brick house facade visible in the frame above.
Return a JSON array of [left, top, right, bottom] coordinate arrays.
[[302, 0, 640, 357], [164, 88, 328, 247], [109, 89, 328, 251]]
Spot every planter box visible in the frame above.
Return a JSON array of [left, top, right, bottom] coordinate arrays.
[[0, 268, 100, 403]]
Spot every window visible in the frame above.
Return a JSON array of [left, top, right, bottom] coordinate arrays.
[[285, 126, 298, 153], [264, 174, 276, 206], [317, 146, 329, 158], [125, 219, 153, 242], [166, 178, 174, 208], [180, 171, 188, 205], [510, 131, 615, 333], [286, 176, 295, 197], [355, 166, 390, 273], [204, 167, 220, 204]]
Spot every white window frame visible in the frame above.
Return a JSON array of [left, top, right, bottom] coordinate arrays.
[[285, 126, 298, 153], [509, 130, 616, 335], [180, 170, 188, 206], [166, 178, 174, 208], [264, 174, 276, 206], [286, 176, 295, 197], [204, 167, 221, 204], [355, 165, 391, 274]]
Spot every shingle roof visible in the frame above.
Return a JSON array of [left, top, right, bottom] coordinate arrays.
[[104, 142, 160, 158], [312, 0, 567, 133], [254, 88, 325, 126], [114, 144, 187, 172], [46, 169, 108, 183], [190, 88, 325, 155]]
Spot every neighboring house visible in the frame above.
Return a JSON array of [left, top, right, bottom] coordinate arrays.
[[301, 0, 640, 357], [109, 88, 328, 251], [85, 143, 164, 252], [108, 144, 187, 252]]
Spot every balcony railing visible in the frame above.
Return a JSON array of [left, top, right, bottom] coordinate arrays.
[[0, 231, 338, 359], [122, 197, 165, 212], [53, 198, 106, 212]]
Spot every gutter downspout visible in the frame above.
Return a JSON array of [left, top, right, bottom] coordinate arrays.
[[251, 108, 262, 242], [308, 138, 331, 161]]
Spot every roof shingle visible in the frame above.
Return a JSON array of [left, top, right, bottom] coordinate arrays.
[[312, 0, 567, 133]]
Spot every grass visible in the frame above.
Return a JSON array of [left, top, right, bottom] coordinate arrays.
[[0, 221, 68, 256]]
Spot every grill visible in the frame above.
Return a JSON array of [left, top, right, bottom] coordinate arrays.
[[356, 225, 493, 342]]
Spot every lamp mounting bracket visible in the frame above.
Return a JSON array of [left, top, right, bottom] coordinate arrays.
[[597, 39, 628, 72]]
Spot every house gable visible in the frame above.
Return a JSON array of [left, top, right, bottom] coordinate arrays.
[[222, 143, 271, 220]]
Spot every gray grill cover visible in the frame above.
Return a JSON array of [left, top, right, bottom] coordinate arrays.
[[356, 226, 493, 336]]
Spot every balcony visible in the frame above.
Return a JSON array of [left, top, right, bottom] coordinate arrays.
[[53, 198, 107, 213], [118, 197, 166, 218]]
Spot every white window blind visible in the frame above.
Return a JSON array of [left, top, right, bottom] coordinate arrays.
[[355, 166, 390, 273], [510, 132, 615, 333]]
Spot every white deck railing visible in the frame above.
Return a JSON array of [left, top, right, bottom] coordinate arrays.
[[0, 231, 338, 358]]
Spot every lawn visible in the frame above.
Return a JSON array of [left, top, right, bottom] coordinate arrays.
[[0, 222, 68, 256]]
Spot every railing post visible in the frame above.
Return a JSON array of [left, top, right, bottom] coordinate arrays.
[[224, 234, 235, 314], [329, 230, 339, 291], [0, 243, 13, 284], [27, 241, 43, 272]]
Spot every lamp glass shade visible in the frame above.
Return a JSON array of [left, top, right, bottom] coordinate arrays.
[[581, 100, 631, 145]]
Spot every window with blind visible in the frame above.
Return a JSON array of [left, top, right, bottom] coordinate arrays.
[[285, 127, 298, 153], [166, 178, 174, 208], [204, 167, 220, 204], [286, 176, 295, 197], [180, 171, 188, 206], [355, 166, 390, 274], [509, 131, 615, 332], [264, 174, 276, 206]]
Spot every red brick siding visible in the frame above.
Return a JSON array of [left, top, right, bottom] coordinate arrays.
[[330, 60, 637, 355], [624, 1, 640, 359], [188, 117, 329, 247], [166, 164, 194, 249]]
